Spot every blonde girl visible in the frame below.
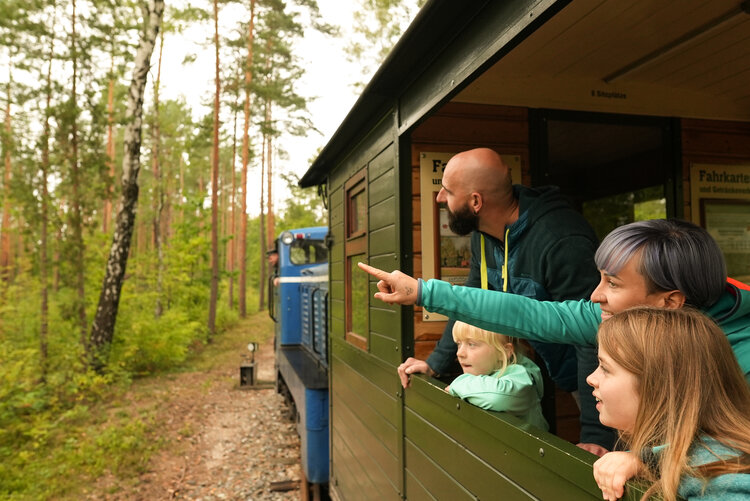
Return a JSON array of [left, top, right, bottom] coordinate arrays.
[[445, 321, 548, 430], [589, 307, 750, 501]]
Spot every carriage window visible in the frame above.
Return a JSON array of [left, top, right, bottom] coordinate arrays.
[[349, 255, 368, 335], [348, 183, 367, 238], [289, 239, 328, 265], [345, 170, 368, 350]]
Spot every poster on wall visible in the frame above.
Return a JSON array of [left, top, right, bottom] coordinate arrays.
[[419, 151, 522, 321], [690, 163, 750, 283]]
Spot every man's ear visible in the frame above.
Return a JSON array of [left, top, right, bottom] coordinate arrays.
[[662, 290, 686, 309], [470, 192, 482, 213]]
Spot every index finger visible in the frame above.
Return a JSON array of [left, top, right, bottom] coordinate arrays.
[[357, 261, 389, 280]]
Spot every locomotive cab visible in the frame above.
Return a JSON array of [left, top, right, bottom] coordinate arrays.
[[269, 227, 330, 494]]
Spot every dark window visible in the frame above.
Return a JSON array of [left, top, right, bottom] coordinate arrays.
[[289, 239, 328, 265]]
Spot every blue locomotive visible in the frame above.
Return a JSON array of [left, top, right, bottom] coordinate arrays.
[[268, 226, 330, 496]]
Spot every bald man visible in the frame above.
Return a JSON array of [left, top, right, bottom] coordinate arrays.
[[398, 148, 615, 453]]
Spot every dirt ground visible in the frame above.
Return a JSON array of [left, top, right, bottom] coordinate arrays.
[[90, 329, 303, 501]]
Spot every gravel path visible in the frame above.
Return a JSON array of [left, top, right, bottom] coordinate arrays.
[[91, 333, 304, 501]]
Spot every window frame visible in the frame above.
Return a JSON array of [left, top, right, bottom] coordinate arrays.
[[344, 169, 368, 350]]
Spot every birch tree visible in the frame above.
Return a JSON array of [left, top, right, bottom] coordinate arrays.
[[89, 0, 165, 370]]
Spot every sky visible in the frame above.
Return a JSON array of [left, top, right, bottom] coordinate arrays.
[[159, 1, 363, 217]]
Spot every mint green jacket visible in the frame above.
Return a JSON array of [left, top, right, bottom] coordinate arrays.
[[419, 279, 750, 381], [448, 354, 548, 431]]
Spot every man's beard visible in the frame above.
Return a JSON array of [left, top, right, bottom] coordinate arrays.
[[447, 204, 479, 236]]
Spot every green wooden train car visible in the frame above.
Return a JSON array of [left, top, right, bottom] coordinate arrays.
[[300, 1, 750, 499]]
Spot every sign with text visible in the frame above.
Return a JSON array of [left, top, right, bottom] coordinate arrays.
[[690, 163, 750, 282]]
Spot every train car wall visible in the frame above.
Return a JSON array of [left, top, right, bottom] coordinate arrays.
[[301, 0, 750, 498], [327, 111, 408, 500]]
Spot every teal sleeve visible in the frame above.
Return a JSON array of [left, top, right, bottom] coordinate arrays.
[[422, 279, 601, 346], [679, 474, 750, 501], [448, 365, 537, 413], [678, 437, 750, 500]]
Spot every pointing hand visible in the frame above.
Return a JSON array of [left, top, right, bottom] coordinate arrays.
[[357, 262, 419, 305]]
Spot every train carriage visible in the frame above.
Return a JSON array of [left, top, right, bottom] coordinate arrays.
[[294, 1, 750, 499]]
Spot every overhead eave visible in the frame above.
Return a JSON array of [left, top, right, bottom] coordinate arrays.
[[299, 0, 564, 187]]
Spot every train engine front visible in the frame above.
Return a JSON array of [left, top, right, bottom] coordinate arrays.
[[269, 227, 329, 496]]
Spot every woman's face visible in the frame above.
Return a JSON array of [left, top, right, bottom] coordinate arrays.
[[455, 338, 499, 376], [586, 347, 640, 433], [589, 256, 672, 321]]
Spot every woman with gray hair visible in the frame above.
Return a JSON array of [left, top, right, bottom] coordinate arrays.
[[359, 219, 750, 385]]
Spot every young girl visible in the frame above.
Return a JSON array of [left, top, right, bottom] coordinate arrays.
[[588, 307, 750, 501], [445, 321, 548, 431]]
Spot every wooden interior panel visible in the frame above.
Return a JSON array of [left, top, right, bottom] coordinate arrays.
[[458, 0, 750, 120]]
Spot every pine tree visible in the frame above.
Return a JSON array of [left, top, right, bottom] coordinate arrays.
[[207, 0, 221, 337]]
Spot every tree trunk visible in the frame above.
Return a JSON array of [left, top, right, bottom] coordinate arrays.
[[228, 105, 238, 309], [152, 29, 164, 319], [40, 50, 53, 383], [238, 0, 256, 318], [266, 100, 274, 259], [0, 80, 11, 283], [89, 0, 165, 370], [163, 145, 173, 243], [258, 132, 266, 311], [70, 0, 88, 350], [207, 0, 221, 337], [103, 54, 115, 234], [54, 202, 62, 291], [258, 38, 272, 311], [178, 154, 184, 227]]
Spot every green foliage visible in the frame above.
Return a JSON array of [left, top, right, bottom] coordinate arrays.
[[0, 214, 250, 499], [0, 0, 342, 497], [583, 185, 666, 241], [110, 304, 202, 375], [347, 0, 424, 89], [277, 172, 327, 230], [0, 384, 155, 500]]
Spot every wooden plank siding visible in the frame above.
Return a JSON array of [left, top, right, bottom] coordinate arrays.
[[308, 0, 750, 497], [403, 377, 647, 501], [409, 103, 531, 360], [327, 111, 406, 501]]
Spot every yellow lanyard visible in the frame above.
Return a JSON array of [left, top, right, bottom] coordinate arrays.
[[480, 228, 510, 292]]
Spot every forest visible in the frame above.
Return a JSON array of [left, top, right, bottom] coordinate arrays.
[[0, 0, 343, 497], [0, 0, 424, 495]]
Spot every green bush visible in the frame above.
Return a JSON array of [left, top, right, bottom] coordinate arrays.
[[110, 304, 202, 374]]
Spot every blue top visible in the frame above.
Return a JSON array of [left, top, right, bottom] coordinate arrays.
[[678, 437, 749, 500]]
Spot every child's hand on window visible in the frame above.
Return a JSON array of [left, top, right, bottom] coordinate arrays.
[[444, 385, 451, 393]]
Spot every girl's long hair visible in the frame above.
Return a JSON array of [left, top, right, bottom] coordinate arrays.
[[452, 321, 520, 376], [597, 307, 750, 501]]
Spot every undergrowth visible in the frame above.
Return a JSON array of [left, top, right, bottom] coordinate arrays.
[[0, 277, 269, 500]]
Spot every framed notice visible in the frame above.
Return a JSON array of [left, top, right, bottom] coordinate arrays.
[[700, 199, 750, 283], [419, 151, 521, 321], [690, 163, 750, 221], [690, 164, 750, 283]]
